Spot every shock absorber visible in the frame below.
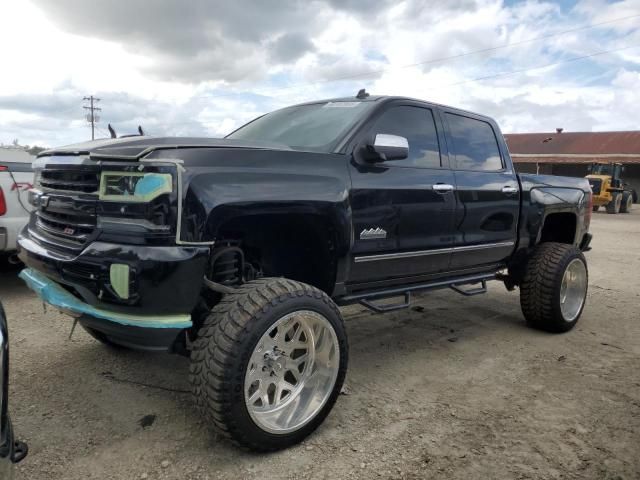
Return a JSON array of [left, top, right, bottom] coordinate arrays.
[[208, 245, 244, 287]]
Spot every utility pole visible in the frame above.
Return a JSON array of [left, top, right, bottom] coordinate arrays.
[[83, 95, 101, 140]]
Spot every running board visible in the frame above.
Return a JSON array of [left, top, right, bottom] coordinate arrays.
[[359, 292, 411, 313], [340, 272, 496, 314], [450, 280, 487, 296]]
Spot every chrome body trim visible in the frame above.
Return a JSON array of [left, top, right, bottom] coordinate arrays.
[[353, 241, 515, 263]]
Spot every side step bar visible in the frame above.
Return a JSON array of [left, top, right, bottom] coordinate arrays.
[[339, 272, 496, 313], [450, 280, 488, 296]]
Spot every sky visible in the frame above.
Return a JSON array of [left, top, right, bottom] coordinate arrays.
[[0, 0, 639, 148]]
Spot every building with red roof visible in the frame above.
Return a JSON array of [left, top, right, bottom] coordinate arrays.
[[504, 129, 640, 198]]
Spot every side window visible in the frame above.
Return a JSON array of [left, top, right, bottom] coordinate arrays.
[[446, 113, 503, 171], [370, 106, 441, 168]]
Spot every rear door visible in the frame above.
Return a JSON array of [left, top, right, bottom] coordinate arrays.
[[441, 111, 519, 270], [347, 103, 456, 284]]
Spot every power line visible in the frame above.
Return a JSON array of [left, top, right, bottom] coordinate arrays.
[[82, 95, 101, 140], [433, 43, 640, 89], [164, 42, 639, 129], [312, 13, 640, 85], [95, 126, 111, 139], [188, 12, 640, 101]]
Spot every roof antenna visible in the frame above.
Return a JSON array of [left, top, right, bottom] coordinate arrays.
[[356, 88, 369, 99], [108, 123, 117, 139], [138, 125, 145, 136]]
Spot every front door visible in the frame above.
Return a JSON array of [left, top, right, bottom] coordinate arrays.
[[347, 104, 456, 285]]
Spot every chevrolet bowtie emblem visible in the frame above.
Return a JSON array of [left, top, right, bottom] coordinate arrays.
[[360, 227, 387, 240]]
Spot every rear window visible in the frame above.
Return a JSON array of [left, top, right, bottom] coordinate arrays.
[[446, 113, 503, 171], [227, 101, 372, 152]]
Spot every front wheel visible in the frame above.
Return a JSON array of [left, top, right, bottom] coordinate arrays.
[[189, 278, 348, 451], [520, 243, 588, 333]]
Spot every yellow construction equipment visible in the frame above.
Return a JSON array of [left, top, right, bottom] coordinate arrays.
[[586, 163, 637, 214]]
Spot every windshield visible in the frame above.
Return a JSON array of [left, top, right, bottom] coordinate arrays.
[[226, 101, 373, 152]]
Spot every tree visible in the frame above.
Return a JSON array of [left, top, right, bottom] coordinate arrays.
[[26, 145, 46, 155]]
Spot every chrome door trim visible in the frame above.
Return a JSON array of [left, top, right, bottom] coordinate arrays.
[[354, 248, 450, 263], [354, 241, 514, 263], [450, 241, 515, 253]]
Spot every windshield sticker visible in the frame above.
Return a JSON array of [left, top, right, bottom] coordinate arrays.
[[323, 102, 361, 108]]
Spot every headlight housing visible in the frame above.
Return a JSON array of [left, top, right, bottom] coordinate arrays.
[[99, 172, 172, 202]]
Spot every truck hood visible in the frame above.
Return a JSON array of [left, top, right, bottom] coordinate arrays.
[[38, 136, 292, 160]]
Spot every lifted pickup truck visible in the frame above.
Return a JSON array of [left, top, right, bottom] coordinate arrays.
[[18, 93, 592, 451]]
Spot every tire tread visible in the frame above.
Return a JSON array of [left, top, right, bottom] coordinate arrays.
[[189, 277, 346, 451], [520, 242, 587, 333]]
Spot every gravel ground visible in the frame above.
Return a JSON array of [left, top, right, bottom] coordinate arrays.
[[2, 210, 639, 480]]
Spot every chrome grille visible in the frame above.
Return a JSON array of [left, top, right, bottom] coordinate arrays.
[[31, 165, 100, 251], [34, 207, 96, 250], [40, 168, 100, 194]]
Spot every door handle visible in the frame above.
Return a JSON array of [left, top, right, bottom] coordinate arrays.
[[432, 183, 454, 193], [501, 186, 518, 195]]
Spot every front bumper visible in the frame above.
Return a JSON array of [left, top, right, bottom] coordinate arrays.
[[20, 268, 192, 329], [17, 228, 209, 316], [17, 228, 210, 350]]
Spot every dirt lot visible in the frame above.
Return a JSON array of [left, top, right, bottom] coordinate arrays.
[[2, 210, 639, 480]]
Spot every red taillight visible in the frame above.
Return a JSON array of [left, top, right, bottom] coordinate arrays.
[[0, 188, 6, 216], [0, 165, 7, 171]]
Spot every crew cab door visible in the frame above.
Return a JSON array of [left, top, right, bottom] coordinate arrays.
[[347, 103, 456, 284], [441, 110, 519, 270]]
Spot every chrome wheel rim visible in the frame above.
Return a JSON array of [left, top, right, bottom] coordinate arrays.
[[244, 310, 340, 434], [559, 258, 587, 322]]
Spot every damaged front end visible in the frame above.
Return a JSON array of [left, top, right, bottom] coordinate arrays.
[[18, 148, 209, 351]]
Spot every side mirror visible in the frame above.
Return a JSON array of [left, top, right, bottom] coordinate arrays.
[[366, 134, 409, 162]]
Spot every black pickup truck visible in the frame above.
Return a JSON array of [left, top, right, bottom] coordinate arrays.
[[18, 92, 593, 451]]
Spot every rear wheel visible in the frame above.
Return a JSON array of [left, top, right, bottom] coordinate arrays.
[[189, 278, 348, 451], [620, 191, 633, 213], [592, 205, 599, 212], [605, 192, 622, 214], [520, 242, 588, 333]]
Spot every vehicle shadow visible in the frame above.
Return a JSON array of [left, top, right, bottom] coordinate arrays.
[[11, 283, 536, 477]]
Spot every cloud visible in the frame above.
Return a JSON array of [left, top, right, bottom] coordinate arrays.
[[1, 0, 639, 148], [28, 0, 347, 83], [270, 33, 315, 63]]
